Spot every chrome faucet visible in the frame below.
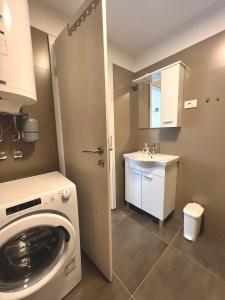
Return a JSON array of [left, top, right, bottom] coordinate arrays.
[[151, 143, 157, 155], [143, 143, 150, 155], [142, 142, 158, 155]]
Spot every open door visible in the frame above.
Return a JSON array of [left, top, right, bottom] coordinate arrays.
[[55, 0, 112, 280]]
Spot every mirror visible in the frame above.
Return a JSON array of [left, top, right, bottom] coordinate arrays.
[[137, 72, 161, 129], [150, 73, 161, 128]]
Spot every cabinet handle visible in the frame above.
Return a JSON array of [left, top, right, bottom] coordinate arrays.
[[133, 171, 140, 176], [163, 120, 173, 124], [144, 175, 153, 180]]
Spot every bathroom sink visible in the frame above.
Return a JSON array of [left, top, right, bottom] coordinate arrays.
[[123, 151, 179, 166]]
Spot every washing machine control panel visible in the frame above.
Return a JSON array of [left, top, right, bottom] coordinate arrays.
[[62, 188, 71, 201], [58, 188, 71, 202], [6, 198, 42, 215], [4, 187, 72, 219]]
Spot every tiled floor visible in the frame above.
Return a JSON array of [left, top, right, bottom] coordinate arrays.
[[65, 205, 225, 300], [65, 253, 130, 300], [113, 214, 167, 293]]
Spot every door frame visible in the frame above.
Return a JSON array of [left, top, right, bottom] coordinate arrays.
[[48, 35, 66, 175], [108, 61, 116, 209]]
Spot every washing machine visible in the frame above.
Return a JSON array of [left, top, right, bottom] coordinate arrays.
[[0, 171, 81, 300]]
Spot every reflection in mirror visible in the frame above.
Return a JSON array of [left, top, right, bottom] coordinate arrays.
[[137, 72, 162, 129], [150, 76, 161, 128]]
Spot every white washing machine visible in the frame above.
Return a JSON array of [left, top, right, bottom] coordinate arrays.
[[0, 172, 81, 300]]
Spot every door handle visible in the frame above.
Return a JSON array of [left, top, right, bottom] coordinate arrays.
[[82, 147, 104, 155]]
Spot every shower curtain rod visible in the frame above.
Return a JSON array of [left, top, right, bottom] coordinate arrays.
[[67, 0, 100, 36]]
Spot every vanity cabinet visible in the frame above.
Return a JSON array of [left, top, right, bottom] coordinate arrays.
[[125, 158, 178, 222]]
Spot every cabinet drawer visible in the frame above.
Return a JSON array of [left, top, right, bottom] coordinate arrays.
[[141, 172, 164, 220], [125, 167, 142, 209]]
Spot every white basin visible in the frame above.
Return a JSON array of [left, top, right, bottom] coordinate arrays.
[[123, 151, 179, 166]]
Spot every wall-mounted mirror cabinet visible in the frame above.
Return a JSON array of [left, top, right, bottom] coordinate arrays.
[[133, 61, 185, 129]]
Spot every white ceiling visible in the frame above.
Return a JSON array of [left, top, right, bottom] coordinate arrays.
[[107, 0, 225, 55], [28, 0, 225, 70], [39, 0, 84, 18], [29, 0, 225, 54]]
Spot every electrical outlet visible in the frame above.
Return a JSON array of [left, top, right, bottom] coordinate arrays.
[[184, 99, 198, 109]]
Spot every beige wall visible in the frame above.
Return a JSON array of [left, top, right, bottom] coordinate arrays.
[[0, 27, 59, 182], [134, 31, 225, 227], [113, 65, 136, 207]]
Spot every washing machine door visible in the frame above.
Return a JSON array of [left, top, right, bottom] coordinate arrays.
[[0, 213, 76, 300]]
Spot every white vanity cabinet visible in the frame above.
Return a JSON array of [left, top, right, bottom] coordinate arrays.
[[124, 155, 179, 222]]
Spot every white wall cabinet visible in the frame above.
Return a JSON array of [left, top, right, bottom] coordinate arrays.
[[160, 62, 184, 128], [134, 61, 185, 129], [125, 159, 178, 222]]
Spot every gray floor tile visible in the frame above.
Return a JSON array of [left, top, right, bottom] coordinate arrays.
[[130, 210, 182, 243], [134, 246, 225, 300], [64, 253, 130, 300], [112, 206, 132, 228], [112, 215, 167, 294], [172, 222, 225, 282]]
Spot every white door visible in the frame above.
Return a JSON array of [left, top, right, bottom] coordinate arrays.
[[125, 167, 142, 208], [142, 172, 164, 220], [0, 213, 76, 300], [55, 0, 112, 280]]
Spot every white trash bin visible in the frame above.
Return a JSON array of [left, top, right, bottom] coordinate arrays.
[[183, 203, 204, 242]]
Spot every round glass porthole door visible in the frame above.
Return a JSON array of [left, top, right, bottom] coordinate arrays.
[[0, 226, 68, 292]]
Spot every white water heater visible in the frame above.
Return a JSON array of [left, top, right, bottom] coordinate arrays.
[[0, 0, 37, 114]]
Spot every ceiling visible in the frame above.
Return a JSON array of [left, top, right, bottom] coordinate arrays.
[[107, 0, 225, 55], [36, 0, 84, 18], [29, 0, 225, 59], [32, 0, 225, 55]]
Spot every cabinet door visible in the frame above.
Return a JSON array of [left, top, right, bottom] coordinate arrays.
[[142, 172, 164, 220], [125, 168, 142, 208], [161, 64, 183, 127]]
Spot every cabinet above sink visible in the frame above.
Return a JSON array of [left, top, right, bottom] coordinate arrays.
[[133, 61, 186, 129]]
